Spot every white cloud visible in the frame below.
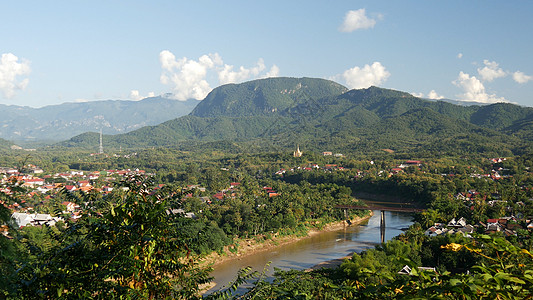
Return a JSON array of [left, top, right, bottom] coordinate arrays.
[[265, 65, 280, 78], [427, 90, 444, 100], [130, 90, 155, 101], [341, 62, 390, 89], [339, 9, 379, 32], [513, 71, 532, 84], [457, 53, 463, 59], [160, 50, 279, 100], [218, 58, 266, 84], [129, 90, 155, 101], [477, 60, 507, 82], [411, 90, 444, 99], [129, 90, 142, 101], [0, 53, 31, 99], [159, 50, 222, 101], [452, 71, 507, 103]]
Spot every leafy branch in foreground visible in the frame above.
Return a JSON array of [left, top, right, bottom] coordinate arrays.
[[232, 235, 533, 299], [12, 175, 211, 299], [206, 262, 271, 300]]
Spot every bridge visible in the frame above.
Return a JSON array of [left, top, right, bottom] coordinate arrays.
[[335, 205, 425, 243], [335, 205, 425, 213]]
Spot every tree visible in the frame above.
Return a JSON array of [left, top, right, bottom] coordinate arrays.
[[15, 175, 211, 299]]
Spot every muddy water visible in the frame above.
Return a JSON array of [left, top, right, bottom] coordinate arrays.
[[206, 210, 414, 294]]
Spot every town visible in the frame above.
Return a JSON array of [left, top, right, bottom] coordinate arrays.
[[2, 152, 532, 242]]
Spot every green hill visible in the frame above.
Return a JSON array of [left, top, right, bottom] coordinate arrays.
[[469, 103, 533, 130], [58, 78, 533, 156], [190, 77, 348, 117]]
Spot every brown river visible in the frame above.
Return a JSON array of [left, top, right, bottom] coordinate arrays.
[[206, 209, 414, 295]]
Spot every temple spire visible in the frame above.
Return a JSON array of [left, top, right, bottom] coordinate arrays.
[[293, 144, 303, 157]]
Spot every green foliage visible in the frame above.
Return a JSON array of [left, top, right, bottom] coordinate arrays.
[[9, 176, 211, 299], [470, 102, 533, 130], [238, 235, 533, 299]]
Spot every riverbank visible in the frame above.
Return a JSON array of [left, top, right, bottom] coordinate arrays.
[[199, 213, 373, 269], [306, 255, 351, 270], [199, 213, 372, 294]]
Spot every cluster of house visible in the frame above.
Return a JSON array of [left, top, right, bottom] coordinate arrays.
[[5, 180, 250, 230], [457, 190, 506, 205], [437, 158, 512, 180], [390, 160, 423, 174], [455, 190, 529, 213], [262, 186, 279, 197], [424, 216, 533, 238], [183, 182, 279, 202], [275, 163, 347, 176], [0, 167, 148, 196], [90, 152, 138, 158], [387, 157, 517, 180], [322, 151, 344, 157], [1, 166, 153, 219], [10, 200, 81, 229], [212, 182, 241, 201], [424, 217, 475, 237], [0, 165, 43, 175]]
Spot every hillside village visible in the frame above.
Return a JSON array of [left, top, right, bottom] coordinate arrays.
[[1, 166, 149, 229], [424, 216, 533, 238]]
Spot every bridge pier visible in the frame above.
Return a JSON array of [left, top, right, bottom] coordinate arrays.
[[335, 205, 423, 244], [380, 210, 386, 244]]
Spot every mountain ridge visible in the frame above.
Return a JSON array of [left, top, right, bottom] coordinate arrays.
[[55, 77, 533, 155], [0, 97, 198, 143], [190, 77, 348, 118]]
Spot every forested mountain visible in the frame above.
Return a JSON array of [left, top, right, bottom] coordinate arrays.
[[190, 77, 348, 117], [0, 97, 198, 143], [59, 78, 533, 156]]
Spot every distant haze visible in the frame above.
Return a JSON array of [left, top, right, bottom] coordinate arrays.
[[0, 97, 198, 142]]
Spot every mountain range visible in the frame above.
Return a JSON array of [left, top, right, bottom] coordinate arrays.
[[57, 77, 533, 156], [0, 97, 198, 143]]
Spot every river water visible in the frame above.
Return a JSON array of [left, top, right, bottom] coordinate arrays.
[[206, 210, 414, 294]]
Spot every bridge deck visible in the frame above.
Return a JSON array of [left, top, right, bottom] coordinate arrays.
[[335, 205, 425, 213]]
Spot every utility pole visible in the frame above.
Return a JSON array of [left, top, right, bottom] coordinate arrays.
[[99, 128, 104, 154]]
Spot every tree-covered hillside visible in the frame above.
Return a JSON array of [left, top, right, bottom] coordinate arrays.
[[58, 78, 533, 156], [190, 77, 348, 117]]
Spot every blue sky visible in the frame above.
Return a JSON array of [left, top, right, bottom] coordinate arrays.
[[2, 1, 532, 107]]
